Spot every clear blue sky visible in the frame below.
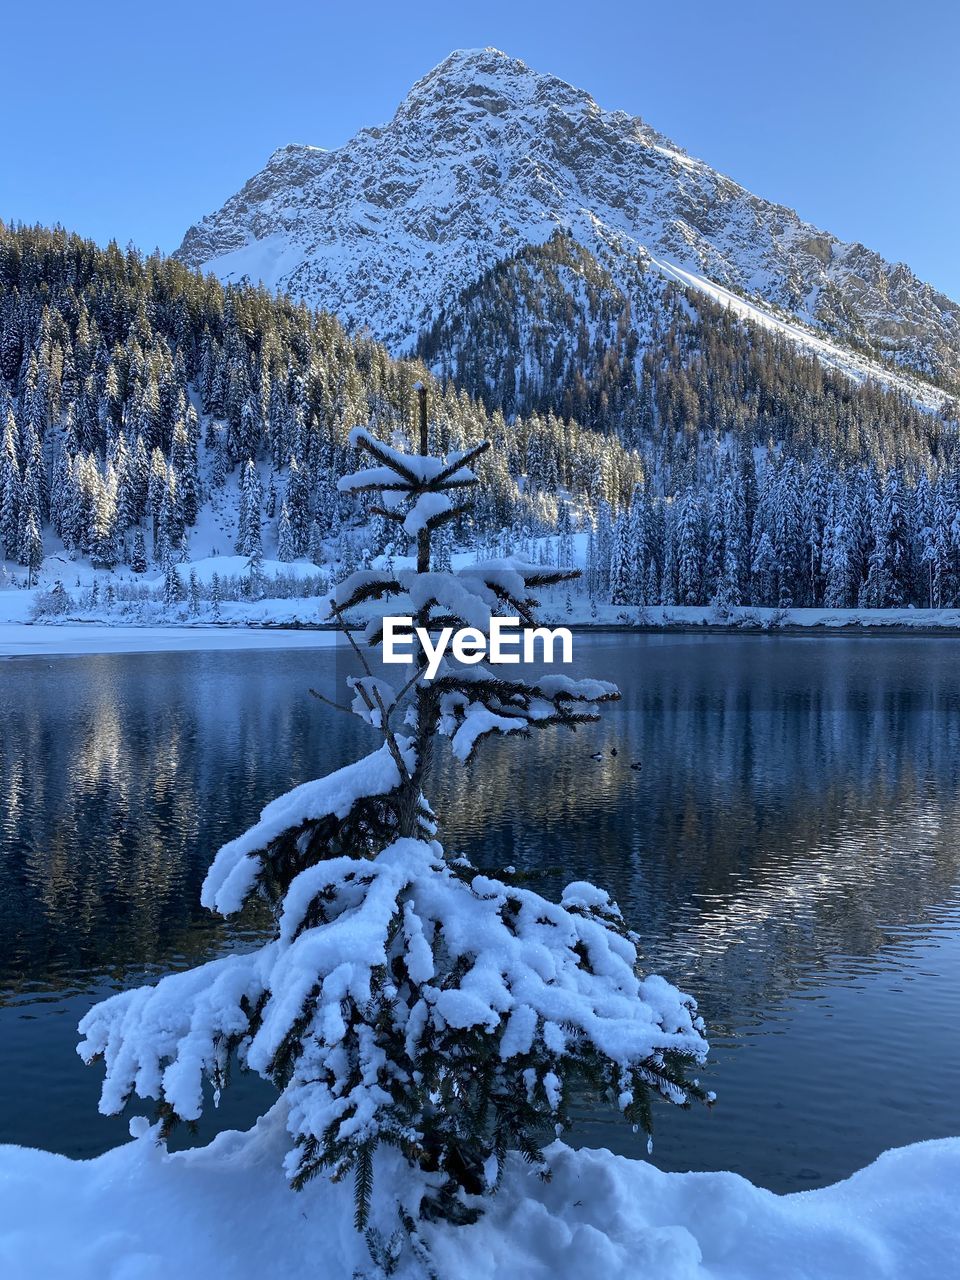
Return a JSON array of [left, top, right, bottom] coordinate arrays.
[[4, 0, 958, 299]]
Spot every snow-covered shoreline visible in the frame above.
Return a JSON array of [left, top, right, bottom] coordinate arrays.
[[6, 604, 960, 660], [553, 604, 960, 633], [1, 1110, 957, 1280], [0, 623, 342, 658]]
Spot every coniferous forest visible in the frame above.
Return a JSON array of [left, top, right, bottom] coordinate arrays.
[[2, 221, 960, 612]]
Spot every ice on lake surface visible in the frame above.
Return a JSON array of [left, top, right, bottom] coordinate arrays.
[[2, 634, 959, 1190]]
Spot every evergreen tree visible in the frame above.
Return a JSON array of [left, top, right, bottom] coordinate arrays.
[[307, 518, 325, 568], [645, 558, 658, 606], [751, 531, 777, 605], [0, 446, 21, 561], [556, 499, 574, 570], [610, 514, 631, 605], [277, 501, 296, 563], [675, 489, 701, 605], [19, 505, 43, 586], [210, 571, 223, 620], [246, 541, 265, 600], [773, 461, 804, 608], [286, 454, 310, 554], [236, 459, 263, 556], [148, 447, 167, 554], [660, 517, 677, 606], [90, 465, 119, 570], [162, 554, 182, 607], [130, 528, 148, 574], [866, 469, 912, 607], [627, 490, 646, 604], [79, 408, 709, 1266]]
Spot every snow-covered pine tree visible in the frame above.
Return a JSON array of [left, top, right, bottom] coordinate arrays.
[[556, 498, 574, 570], [162, 553, 182, 608], [210, 571, 223, 620], [627, 489, 647, 605], [236, 459, 263, 557], [645, 558, 658, 607], [660, 513, 677, 606], [130, 528, 148, 575], [90, 464, 119, 570], [609, 513, 631, 605], [78, 398, 709, 1253], [675, 488, 701, 605], [19, 504, 43, 587], [246, 540, 264, 600], [307, 518, 325, 568], [148, 447, 167, 556], [751, 530, 777, 605], [286, 454, 310, 554], [277, 501, 296, 563]]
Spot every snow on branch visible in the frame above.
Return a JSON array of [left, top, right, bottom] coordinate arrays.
[[334, 564, 555, 634], [77, 949, 267, 1121], [80, 837, 708, 1196], [339, 428, 486, 492], [347, 677, 397, 729], [401, 492, 454, 536], [201, 744, 410, 915], [450, 703, 530, 761]]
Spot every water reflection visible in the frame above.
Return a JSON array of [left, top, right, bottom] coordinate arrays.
[[2, 637, 959, 1187]]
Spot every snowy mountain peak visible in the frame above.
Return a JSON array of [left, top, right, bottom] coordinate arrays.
[[175, 50, 960, 391], [395, 47, 599, 121]]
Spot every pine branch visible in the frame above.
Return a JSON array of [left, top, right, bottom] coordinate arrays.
[[354, 1141, 375, 1232], [308, 687, 354, 718]]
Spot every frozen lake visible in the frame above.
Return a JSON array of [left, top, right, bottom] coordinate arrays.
[[2, 634, 959, 1190]]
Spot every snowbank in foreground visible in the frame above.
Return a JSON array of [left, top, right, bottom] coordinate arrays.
[[0, 624, 342, 658], [1, 1108, 957, 1280]]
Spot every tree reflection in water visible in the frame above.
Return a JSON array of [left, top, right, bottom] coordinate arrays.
[[2, 636, 959, 1187]]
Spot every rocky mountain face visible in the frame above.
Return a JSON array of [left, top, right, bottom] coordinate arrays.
[[176, 48, 960, 393]]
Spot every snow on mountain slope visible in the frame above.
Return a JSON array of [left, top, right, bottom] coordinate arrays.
[[648, 257, 950, 410], [176, 48, 960, 395]]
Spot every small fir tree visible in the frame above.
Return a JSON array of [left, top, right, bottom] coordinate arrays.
[[210, 572, 223, 620], [79, 402, 709, 1262]]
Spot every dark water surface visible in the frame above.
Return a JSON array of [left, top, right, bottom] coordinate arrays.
[[2, 635, 959, 1191]]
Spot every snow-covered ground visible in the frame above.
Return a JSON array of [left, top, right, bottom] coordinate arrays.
[[8, 512, 960, 644], [8, 586, 960, 655], [0, 624, 341, 658], [0, 547, 338, 647], [543, 603, 960, 631], [1, 1108, 957, 1279]]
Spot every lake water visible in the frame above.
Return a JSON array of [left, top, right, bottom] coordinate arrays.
[[2, 634, 959, 1192]]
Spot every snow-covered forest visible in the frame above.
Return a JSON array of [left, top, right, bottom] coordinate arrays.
[[0, 225, 639, 597], [2, 222, 960, 622]]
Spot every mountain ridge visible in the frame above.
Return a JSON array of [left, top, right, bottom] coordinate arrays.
[[175, 48, 960, 393]]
